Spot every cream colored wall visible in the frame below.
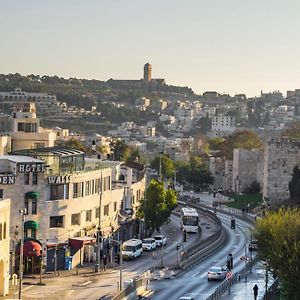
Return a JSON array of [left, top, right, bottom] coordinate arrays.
[[0, 136, 11, 155], [0, 198, 10, 296], [11, 132, 56, 150]]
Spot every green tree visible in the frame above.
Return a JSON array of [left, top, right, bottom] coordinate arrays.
[[289, 165, 300, 206], [254, 208, 300, 299], [150, 155, 175, 179], [282, 122, 300, 139], [112, 140, 132, 161], [138, 180, 177, 232], [208, 137, 224, 151], [219, 130, 263, 159]]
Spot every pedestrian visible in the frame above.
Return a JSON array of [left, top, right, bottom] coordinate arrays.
[[103, 254, 107, 271], [253, 284, 259, 300]]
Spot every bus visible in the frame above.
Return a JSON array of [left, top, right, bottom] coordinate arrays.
[[181, 207, 199, 233]]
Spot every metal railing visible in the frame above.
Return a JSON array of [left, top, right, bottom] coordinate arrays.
[[111, 278, 143, 300]]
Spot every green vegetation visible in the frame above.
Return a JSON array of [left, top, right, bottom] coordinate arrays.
[[138, 179, 177, 232], [254, 208, 300, 300], [226, 193, 263, 211], [150, 154, 175, 179]]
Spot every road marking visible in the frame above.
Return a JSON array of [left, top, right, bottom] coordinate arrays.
[[14, 285, 33, 294], [192, 271, 200, 277]]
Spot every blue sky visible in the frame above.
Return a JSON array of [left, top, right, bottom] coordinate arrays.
[[1, 0, 300, 96]]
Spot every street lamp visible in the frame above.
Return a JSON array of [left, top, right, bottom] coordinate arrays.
[[18, 208, 27, 300], [96, 176, 103, 273]]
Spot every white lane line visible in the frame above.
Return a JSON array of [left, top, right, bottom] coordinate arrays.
[[192, 271, 200, 277]]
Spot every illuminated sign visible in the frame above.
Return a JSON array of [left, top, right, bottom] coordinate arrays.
[[0, 175, 15, 184], [18, 163, 45, 173], [47, 175, 72, 184]]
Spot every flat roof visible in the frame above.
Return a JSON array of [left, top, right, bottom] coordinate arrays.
[[10, 147, 84, 157], [0, 155, 44, 163]]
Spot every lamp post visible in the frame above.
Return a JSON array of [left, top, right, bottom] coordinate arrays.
[[96, 176, 103, 273], [18, 208, 26, 300]]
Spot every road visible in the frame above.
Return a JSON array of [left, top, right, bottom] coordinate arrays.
[[149, 212, 253, 300], [20, 211, 218, 300]]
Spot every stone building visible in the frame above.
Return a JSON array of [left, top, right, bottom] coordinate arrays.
[[0, 198, 10, 296], [232, 149, 264, 193], [263, 138, 300, 204]]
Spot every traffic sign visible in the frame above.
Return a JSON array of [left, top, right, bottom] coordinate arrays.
[[226, 271, 233, 280]]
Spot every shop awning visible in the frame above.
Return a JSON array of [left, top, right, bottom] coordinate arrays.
[[25, 191, 40, 200], [69, 237, 96, 249], [16, 240, 42, 257], [24, 220, 39, 230]]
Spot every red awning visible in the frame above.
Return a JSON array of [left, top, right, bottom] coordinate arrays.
[[16, 240, 42, 257], [69, 237, 96, 249]]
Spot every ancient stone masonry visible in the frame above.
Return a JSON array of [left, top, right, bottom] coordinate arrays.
[[263, 137, 300, 204], [232, 149, 264, 193]]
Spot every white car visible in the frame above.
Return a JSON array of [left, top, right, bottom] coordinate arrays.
[[142, 238, 156, 251], [154, 235, 167, 247], [207, 266, 228, 281], [178, 297, 194, 300]]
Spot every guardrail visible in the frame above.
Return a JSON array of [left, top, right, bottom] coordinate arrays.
[[177, 201, 225, 269], [206, 256, 259, 300], [111, 278, 143, 300]]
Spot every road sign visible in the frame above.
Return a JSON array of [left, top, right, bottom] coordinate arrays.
[[226, 271, 233, 280], [240, 255, 250, 261]]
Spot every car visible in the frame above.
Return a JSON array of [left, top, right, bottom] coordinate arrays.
[[249, 239, 258, 251], [207, 266, 228, 281], [154, 235, 167, 247], [178, 297, 194, 300], [142, 238, 156, 251]]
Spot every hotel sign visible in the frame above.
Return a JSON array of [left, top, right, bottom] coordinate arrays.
[[0, 175, 15, 184], [18, 163, 45, 173], [47, 175, 72, 184]]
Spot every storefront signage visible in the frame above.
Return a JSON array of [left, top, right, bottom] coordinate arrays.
[[18, 163, 45, 173], [47, 175, 72, 184], [0, 175, 15, 184]]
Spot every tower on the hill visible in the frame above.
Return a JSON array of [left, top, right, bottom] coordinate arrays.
[[143, 63, 152, 82]]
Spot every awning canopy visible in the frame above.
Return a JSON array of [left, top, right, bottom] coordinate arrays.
[[69, 237, 96, 249], [24, 220, 39, 230], [25, 191, 40, 200], [16, 239, 42, 257]]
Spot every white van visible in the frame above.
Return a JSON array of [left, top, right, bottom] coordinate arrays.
[[122, 239, 143, 260]]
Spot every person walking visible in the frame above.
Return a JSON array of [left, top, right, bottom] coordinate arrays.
[[103, 254, 107, 271], [253, 284, 259, 300]]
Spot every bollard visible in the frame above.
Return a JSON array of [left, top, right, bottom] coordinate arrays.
[[58, 270, 61, 276], [238, 274, 241, 281], [76, 269, 79, 275]]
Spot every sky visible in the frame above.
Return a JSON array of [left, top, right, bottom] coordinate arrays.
[[1, 0, 300, 97]]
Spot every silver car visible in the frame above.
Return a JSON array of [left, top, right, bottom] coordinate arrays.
[[207, 266, 228, 281], [142, 238, 156, 251]]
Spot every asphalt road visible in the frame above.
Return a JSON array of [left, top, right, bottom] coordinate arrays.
[[149, 213, 253, 300]]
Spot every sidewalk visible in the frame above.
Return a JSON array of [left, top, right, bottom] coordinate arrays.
[[221, 261, 275, 300]]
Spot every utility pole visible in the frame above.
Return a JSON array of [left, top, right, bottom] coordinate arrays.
[[18, 208, 26, 300], [96, 175, 103, 273], [160, 241, 164, 268], [244, 244, 247, 282]]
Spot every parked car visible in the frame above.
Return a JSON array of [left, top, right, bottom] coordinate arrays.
[[154, 235, 167, 246], [142, 238, 156, 251], [207, 266, 228, 281], [178, 297, 194, 300], [249, 239, 258, 251]]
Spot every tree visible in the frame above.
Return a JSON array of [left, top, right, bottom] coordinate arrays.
[[219, 130, 263, 159], [138, 180, 177, 232], [254, 208, 300, 299], [111, 140, 132, 161], [282, 122, 300, 139], [289, 165, 300, 206], [150, 155, 175, 179]]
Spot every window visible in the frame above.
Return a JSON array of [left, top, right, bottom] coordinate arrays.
[[85, 181, 91, 196], [71, 213, 80, 225], [3, 222, 6, 239], [34, 142, 45, 148], [50, 216, 64, 228], [104, 204, 109, 216], [32, 173, 38, 185], [95, 207, 100, 219], [50, 184, 69, 200], [73, 182, 84, 198], [32, 199, 37, 214], [86, 210, 92, 222], [24, 173, 30, 185], [114, 202, 117, 212], [0, 189, 3, 198], [24, 199, 29, 214]]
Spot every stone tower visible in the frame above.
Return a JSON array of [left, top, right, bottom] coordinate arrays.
[[143, 63, 152, 82]]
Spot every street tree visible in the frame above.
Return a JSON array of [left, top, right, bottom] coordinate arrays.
[[219, 130, 263, 159], [150, 154, 175, 179], [138, 179, 177, 233], [289, 165, 300, 206], [254, 208, 300, 300]]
